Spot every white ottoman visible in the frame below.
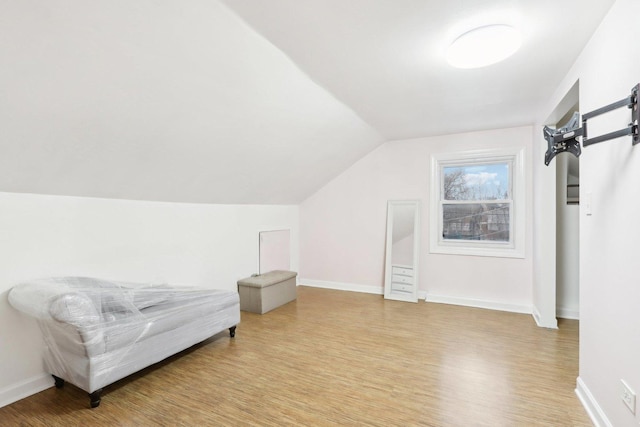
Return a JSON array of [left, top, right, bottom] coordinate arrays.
[[237, 270, 297, 314]]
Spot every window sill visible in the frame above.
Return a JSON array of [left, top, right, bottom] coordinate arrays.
[[430, 242, 525, 259]]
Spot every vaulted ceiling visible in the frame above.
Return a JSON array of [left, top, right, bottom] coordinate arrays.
[[0, 1, 614, 204]]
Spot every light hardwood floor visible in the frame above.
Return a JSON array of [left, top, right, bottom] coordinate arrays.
[[1, 286, 591, 426]]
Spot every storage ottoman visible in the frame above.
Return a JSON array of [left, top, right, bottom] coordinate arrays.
[[237, 270, 297, 314]]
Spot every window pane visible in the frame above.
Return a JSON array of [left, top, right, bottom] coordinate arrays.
[[443, 163, 509, 201], [442, 203, 510, 241]]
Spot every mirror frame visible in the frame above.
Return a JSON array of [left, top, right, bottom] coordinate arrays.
[[384, 200, 420, 303]]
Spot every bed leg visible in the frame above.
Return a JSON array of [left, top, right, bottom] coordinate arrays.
[[229, 326, 236, 338], [89, 389, 102, 408], [52, 375, 65, 389]]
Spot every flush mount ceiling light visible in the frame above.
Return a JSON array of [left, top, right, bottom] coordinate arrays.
[[447, 24, 522, 69]]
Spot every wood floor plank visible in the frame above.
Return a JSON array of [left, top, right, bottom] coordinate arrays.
[[0, 286, 591, 426]]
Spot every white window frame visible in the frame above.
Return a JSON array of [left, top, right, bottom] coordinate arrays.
[[429, 147, 525, 258]]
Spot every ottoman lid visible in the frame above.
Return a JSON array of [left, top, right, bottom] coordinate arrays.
[[238, 270, 297, 288]]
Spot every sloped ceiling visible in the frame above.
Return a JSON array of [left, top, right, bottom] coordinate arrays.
[[222, 0, 615, 140], [0, 1, 614, 204], [0, 1, 383, 204]]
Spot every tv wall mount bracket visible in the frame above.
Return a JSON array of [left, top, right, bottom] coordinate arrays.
[[544, 83, 639, 165]]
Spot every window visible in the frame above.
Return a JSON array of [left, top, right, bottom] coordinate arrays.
[[430, 148, 525, 258]]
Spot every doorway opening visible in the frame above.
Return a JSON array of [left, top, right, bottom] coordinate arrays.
[[555, 106, 580, 320]]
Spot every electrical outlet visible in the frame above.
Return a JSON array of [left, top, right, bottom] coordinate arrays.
[[585, 192, 593, 216], [621, 380, 636, 414]]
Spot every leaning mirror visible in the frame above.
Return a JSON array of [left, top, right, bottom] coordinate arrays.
[[384, 200, 420, 302]]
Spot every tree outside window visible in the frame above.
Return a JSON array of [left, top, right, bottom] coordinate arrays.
[[442, 163, 510, 242], [430, 148, 525, 258]]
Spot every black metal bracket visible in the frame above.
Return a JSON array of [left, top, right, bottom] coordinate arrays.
[[543, 111, 583, 166], [544, 84, 639, 165], [582, 84, 639, 147]]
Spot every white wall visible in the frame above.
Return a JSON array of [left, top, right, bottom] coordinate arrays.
[[0, 192, 298, 407], [300, 126, 533, 313], [537, 0, 640, 424]]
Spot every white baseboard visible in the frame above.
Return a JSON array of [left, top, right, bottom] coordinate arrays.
[[532, 306, 542, 325], [299, 279, 383, 295], [300, 280, 533, 315], [425, 293, 532, 315], [532, 306, 558, 329], [0, 373, 51, 408], [576, 376, 612, 427], [557, 306, 579, 320]]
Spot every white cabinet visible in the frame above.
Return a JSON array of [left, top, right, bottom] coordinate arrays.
[[390, 265, 414, 294]]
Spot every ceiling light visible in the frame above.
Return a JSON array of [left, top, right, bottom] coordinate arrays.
[[447, 24, 522, 69]]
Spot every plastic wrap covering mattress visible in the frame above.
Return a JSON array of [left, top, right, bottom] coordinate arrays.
[[8, 277, 240, 394]]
